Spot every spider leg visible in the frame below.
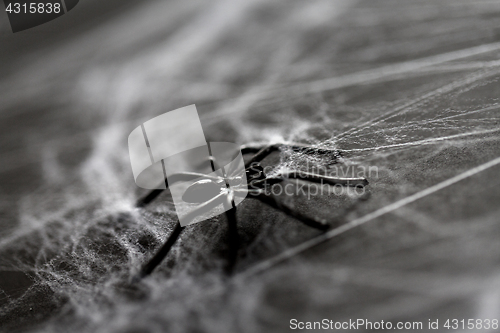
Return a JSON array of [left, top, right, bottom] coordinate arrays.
[[207, 149, 240, 274], [135, 221, 183, 280], [242, 145, 280, 167], [224, 198, 239, 274], [136, 188, 166, 208], [246, 190, 330, 231], [134, 192, 227, 280]]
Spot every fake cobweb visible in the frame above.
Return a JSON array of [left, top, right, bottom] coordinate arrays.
[[1, 0, 500, 332]]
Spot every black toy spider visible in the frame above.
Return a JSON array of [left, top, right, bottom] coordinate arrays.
[[134, 142, 368, 279]]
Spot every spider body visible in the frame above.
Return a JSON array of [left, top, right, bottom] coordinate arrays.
[[134, 142, 368, 280]]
